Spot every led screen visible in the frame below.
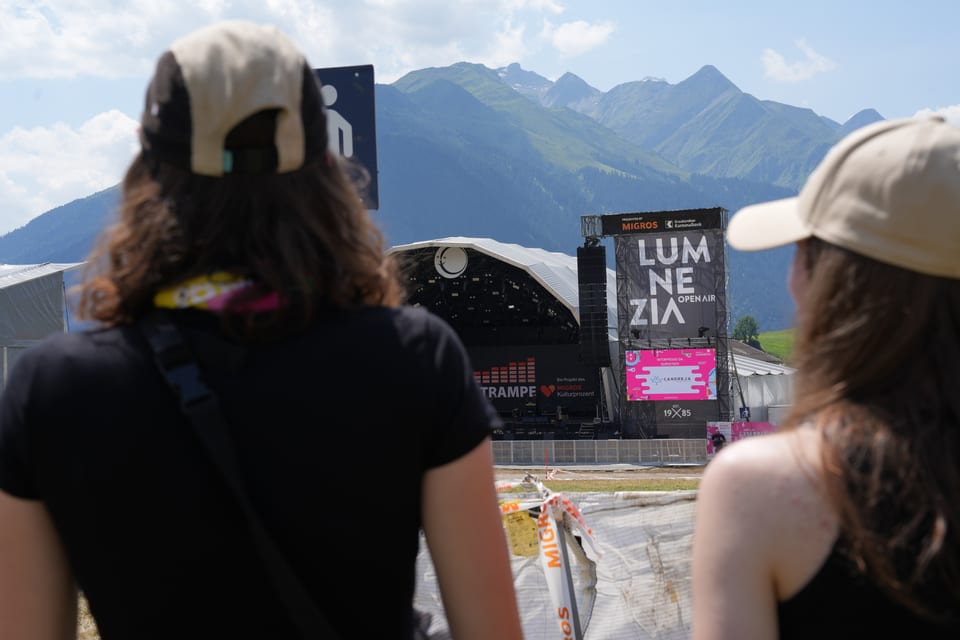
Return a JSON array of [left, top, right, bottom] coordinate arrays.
[[625, 348, 717, 401]]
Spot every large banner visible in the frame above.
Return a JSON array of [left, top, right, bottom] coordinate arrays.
[[600, 208, 728, 437], [468, 344, 600, 415], [612, 210, 725, 340]]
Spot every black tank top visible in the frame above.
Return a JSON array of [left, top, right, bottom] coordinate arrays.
[[778, 541, 960, 639]]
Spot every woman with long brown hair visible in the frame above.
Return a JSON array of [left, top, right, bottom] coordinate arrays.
[[0, 20, 523, 640], [692, 115, 960, 638]]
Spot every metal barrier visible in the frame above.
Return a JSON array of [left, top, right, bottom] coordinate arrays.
[[492, 438, 708, 466]]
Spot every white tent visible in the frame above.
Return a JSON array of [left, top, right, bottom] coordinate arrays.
[[728, 351, 794, 422], [0, 263, 83, 388]]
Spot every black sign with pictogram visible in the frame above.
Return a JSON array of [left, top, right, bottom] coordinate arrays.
[[314, 65, 379, 209]]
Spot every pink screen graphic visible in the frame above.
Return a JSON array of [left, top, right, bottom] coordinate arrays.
[[625, 348, 717, 401]]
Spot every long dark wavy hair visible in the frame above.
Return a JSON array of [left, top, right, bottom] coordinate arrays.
[[784, 237, 960, 619], [74, 147, 403, 339]]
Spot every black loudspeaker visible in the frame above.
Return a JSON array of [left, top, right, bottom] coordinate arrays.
[[577, 245, 611, 367]]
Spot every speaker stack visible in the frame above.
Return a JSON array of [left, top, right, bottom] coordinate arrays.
[[577, 245, 611, 367]]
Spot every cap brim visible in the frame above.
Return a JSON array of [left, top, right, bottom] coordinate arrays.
[[726, 197, 811, 251]]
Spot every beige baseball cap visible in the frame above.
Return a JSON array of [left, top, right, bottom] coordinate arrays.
[[726, 115, 960, 279], [139, 20, 328, 176]]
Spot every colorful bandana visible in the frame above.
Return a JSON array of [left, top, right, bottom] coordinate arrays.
[[153, 272, 280, 311]]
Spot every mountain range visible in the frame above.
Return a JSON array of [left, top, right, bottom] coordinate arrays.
[[0, 62, 884, 332]]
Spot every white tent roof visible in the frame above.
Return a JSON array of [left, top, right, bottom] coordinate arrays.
[[0, 262, 83, 345], [729, 353, 794, 377], [389, 236, 618, 339], [0, 263, 83, 289]]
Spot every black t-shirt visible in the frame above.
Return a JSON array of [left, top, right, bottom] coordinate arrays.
[[0, 305, 499, 639], [779, 539, 960, 638]]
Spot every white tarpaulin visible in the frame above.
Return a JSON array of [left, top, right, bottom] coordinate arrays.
[[415, 490, 697, 639]]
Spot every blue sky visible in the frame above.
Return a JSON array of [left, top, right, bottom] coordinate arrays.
[[0, 0, 958, 236]]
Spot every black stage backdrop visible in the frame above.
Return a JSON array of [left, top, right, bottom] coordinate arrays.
[[467, 344, 601, 417]]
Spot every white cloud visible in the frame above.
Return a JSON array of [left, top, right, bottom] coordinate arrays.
[[913, 105, 960, 127], [0, 111, 138, 235], [507, 0, 564, 12], [542, 19, 615, 57], [0, 0, 623, 91], [761, 39, 836, 83], [0, 1, 577, 84], [0, 1, 590, 232], [303, 2, 566, 83], [0, 1, 180, 79]]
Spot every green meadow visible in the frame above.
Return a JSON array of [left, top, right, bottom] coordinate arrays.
[[758, 329, 795, 363]]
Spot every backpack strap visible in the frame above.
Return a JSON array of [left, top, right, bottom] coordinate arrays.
[[138, 309, 342, 640]]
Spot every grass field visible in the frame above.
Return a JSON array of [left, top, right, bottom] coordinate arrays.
[[758, 328, 795, 363]]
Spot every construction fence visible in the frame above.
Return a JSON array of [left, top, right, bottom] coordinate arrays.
[[492, 438, 707, 467]]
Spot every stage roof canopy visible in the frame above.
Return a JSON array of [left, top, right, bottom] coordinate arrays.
[[389, 237, 617, 347]]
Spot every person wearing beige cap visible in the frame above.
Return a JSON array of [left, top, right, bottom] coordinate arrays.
[[691, 115, 960, 639], [0, 21, 523, 640]]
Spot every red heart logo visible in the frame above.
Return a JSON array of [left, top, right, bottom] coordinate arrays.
[[540, 384, 556, 397]]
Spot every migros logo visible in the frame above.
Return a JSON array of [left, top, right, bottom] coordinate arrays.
[[621, 220, 658, 231]]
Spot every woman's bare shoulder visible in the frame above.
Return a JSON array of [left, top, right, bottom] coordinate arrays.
[[696, 428, 837, 597], [699, 429, 831, 538], [703, 430, 817, 484]]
